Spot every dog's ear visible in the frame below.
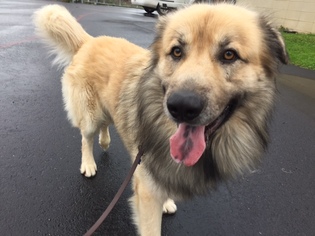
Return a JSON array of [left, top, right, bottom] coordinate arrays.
[[150, 16, 169, 67], [155, 16, 168, 36], [260, 16, 289, 65], [152, 15, 168, 48]]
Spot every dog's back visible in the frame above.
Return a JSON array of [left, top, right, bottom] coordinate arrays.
[[33, 4, 92, 68]]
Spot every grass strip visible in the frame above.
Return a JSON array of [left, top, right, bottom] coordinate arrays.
[[282, 32, 315, 70]]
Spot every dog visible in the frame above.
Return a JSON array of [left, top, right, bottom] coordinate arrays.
[[33, 3, 288, 235]]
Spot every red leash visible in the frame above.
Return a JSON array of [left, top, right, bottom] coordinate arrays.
[[84, 147, 144, 236]]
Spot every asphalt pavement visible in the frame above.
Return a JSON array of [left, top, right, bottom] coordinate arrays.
[[1, 1, 315, 235]]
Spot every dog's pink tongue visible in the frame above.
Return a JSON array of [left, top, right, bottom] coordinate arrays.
[[170, 124, 206, 166]]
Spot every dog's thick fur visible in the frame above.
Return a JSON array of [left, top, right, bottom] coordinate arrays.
[[33, 4, 288, 235]]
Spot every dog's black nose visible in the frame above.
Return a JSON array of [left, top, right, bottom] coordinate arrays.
[[167, 90, 204, 122]]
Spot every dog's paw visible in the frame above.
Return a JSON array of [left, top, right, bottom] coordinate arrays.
[[80, 162, 97, 177], [163, 199, 177, 214], [99, 141, 110, 151], [99, 130, 111, 151]]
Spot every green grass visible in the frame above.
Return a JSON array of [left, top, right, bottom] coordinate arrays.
[[281, 32, 315, 70]]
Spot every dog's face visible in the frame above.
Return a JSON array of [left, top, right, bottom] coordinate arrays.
[[150, 4, 288, 166]]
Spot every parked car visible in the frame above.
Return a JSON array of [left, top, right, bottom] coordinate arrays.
[[158, 0, 195, 14], [132, 0, 235, 16], [131, 0, 171, 15]]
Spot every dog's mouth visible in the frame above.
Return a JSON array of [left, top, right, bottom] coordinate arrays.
[[169, 97, 240, 166], [204, 97, 239, 139]]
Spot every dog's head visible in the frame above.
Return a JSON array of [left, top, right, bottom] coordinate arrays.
[[150, 4, 288, 170]]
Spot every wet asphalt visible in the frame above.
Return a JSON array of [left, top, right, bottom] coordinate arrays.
[[1, 1, 315, 235]]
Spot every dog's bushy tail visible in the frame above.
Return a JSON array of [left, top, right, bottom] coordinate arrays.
[[33, 4, 92, 68]]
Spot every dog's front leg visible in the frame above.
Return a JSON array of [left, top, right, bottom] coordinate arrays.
[[130, 167, 165, 236]]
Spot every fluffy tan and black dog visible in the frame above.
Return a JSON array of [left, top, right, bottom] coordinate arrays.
[[33, 3, 288, 235]]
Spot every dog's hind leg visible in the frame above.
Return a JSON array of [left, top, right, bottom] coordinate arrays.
[[80, 126, 98, 177], [78, 110, 104, 177], [99, 123, 111, 150], [61, 71, 101, 178]]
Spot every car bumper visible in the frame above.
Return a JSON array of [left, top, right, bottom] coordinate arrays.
[[131, 0, 158, 8], [159, 0, 190, 9]]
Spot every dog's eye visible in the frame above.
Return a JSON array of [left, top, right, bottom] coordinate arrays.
[[221, 49, 239, 63], [224, 50, 235, 60], [171, 47, 182, 59]]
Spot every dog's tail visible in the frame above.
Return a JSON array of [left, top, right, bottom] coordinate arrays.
[[33, 4, 92, 68]]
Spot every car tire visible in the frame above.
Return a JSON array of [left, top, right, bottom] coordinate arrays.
[[143, 6, 155, 13], [156, 4, 170, 16]]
